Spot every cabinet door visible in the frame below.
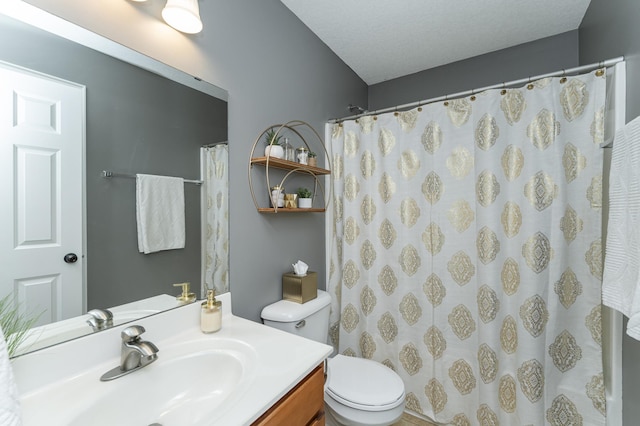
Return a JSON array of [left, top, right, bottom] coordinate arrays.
[[308, 411, 325, 426], [252, 364, 325, 426]]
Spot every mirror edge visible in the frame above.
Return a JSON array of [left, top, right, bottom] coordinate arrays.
[[0, 1, 228, 102]]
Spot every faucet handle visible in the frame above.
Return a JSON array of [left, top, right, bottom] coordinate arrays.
[[87, 308, 114, 331], [173, 282, 196, 303], [121, 325, 146, 343]]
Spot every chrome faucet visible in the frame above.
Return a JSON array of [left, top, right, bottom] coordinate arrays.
[[87, 308, 113, 331], [100, 325, 159, 381]]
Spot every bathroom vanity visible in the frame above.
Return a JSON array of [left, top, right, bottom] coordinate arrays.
[[253, 363, 325, 425], [11, 292, 332, 425]]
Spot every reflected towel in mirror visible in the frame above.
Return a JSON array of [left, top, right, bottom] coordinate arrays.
[[136, 174, 185, 254]]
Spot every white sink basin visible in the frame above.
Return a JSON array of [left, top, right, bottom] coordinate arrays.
[[21, 337, 257, 426], [14, 292, 333, 426]]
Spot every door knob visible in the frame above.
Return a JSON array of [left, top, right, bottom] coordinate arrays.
[[64, 253, 78, 263]]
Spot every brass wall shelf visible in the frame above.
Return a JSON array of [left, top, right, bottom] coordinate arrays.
[[248, 120, 331, 213], [257, 208, 326, 213], [250, 157, 331, 176]]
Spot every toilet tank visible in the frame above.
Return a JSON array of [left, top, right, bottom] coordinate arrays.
[[261, 290, 331, 343]]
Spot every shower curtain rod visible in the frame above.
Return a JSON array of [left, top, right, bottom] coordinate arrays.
[[330, 56, 624, 123]]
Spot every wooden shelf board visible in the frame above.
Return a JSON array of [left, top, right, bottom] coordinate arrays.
[[258, 208, 326, 213], [251, 157, 330, 175]]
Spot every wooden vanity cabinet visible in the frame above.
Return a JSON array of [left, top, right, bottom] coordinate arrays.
[[252, 363, 325, 426]]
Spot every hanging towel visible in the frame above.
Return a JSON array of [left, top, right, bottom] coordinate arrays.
[[0, 325, 22, 426], [603, 115, 640, 339], [136, 174, 185, 254]]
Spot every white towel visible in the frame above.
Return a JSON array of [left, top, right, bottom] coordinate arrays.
[[136, 174, 185, 254], [603, 115, 640, 339], [0, 326, 22, 426]]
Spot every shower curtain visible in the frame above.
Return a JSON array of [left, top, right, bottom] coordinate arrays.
[[328, 70, 607, 425], [201, 144, 229, 296]]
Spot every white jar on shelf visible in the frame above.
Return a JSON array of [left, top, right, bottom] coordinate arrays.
[[296, 147, 309, 165], [270, 185, 285, 208]]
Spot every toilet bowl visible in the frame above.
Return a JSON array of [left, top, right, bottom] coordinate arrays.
[[261, 290, 406, 426]]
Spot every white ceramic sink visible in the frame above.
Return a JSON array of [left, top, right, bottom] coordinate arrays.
[[21, 336, 257, 426], [67, 338, 256, 426], [13, 292, 333, 426]]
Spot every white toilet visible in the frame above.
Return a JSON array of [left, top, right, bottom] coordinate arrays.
[[261, 290, 406, 426]]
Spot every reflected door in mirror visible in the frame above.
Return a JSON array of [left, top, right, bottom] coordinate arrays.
[[0, 62, 85, 326]]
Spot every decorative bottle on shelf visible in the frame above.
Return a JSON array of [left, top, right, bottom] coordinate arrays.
[[296, 147, 309, 165], [270, 185, 285, 208], [283, 138, 295, 162], [201, 289, 222, 333]]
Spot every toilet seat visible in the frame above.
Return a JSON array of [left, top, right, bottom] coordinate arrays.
[[326, 355, 405, 412]]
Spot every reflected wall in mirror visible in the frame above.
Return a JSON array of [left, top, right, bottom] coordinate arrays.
[[0, 12, 228, 356]]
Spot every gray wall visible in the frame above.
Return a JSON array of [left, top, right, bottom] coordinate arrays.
[[368, 31, 579, 111], [580, 0, 640, 423], [205, 1, 367, 321], [21, 0, 368, 322], [0, 16, 227, 309]]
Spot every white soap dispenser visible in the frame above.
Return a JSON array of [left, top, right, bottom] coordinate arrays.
[[201, 289, 222, 333]]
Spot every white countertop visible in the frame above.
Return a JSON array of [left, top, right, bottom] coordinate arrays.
[[12, 292, 333, 425]]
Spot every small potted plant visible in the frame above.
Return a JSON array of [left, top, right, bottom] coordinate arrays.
[[297, 187, 313, 208], [264, 128, 284, 159], [308, 151, 317, 167]]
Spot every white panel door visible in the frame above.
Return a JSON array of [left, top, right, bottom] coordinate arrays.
[[0, 61, 85, 326]]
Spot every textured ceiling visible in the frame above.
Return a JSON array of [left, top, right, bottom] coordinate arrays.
[[280, 0, 592, 85]]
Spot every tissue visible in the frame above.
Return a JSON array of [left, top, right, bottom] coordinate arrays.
[[292, 260, 309, 276]]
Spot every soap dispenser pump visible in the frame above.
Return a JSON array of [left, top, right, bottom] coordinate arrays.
[[201, 289, 222, 333]]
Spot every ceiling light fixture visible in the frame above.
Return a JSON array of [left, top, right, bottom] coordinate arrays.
[[162, 0, 203, 34]]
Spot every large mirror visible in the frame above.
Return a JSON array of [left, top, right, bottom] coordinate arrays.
[[0, 11, 228, 356]]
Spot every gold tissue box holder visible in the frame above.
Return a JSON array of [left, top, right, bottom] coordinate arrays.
[[283, 271, 317, 304]]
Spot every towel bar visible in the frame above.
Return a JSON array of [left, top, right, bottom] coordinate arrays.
[[102, 170, 203, 185]]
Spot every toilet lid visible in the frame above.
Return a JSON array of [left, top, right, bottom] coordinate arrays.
[[326, 355, 405, 412]]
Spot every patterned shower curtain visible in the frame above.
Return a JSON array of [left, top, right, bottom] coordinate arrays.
[[327, 70, 607, 425], [202, 144, 229, 296]]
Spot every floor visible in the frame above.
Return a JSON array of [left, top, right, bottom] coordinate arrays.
[[393, 412, 437, 426]]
